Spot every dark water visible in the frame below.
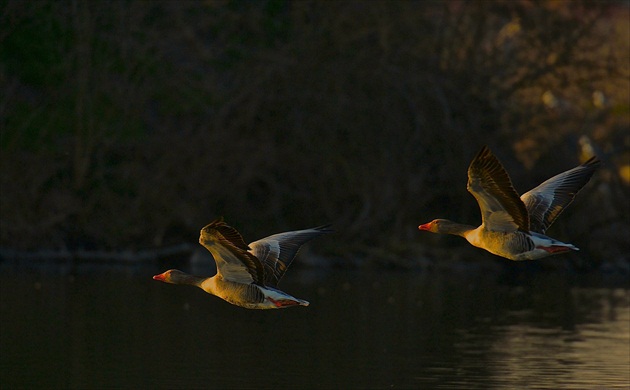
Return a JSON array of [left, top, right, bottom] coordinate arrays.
[[1, 261, 628, 389]]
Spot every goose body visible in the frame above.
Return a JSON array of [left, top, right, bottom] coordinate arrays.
[[418, 146, 600, 260], [153, 218, 331, 309]]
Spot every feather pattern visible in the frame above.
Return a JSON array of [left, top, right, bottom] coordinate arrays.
[[467, 146, 530, 232], [215, 280, 266, 306], [521, 156, 600, 233], [199, 217, 265, 285], [249, 225, 333, 287]]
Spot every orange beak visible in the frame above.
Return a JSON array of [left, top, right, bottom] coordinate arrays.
[[153, 273, 166, 281], [418, 222, 431, 231]]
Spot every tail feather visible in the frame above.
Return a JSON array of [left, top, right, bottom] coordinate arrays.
[[262, 286, 309, 308], [538, 244, 578, 254], [267, 297, 309, 307]]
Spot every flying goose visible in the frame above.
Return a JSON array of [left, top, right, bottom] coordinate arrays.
[[418, 146, 600, 260], [153, 218, 331, 308]]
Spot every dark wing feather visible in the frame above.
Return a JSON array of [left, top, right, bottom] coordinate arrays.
[[203, 217, 250, 251], [199, 218, 265, 285], [521, 156, 600, 233], [249, 225, 332, 287], [467, 146, 530, 232]]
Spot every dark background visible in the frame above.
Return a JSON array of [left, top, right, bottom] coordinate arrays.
[[1, 0, 628, 270]]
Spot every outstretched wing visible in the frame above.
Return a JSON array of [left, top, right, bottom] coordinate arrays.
[[521, 156, 600, 234], [249, 225, 332, 287], [199, 217, 265, 285], [467, 146, 530, 232]]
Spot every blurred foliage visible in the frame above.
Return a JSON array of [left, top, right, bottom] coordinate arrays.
[[0, 0, 628, 267]]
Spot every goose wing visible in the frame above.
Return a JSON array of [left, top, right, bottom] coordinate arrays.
[[467, 146, 530, 232], [199, 218, 265, 285], [249, 225, 332, 287], [521, 156, 600, 234]]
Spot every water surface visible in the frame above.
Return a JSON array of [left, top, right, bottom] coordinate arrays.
[[1, 262, 628, 389]]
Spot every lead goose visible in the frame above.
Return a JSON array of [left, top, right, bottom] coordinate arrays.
[[153, 218, 331, 309], [418, 146, 600, 260]]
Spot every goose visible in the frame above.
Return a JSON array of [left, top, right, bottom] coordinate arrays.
[[153, 218, 331, 309], [418, 146, 600, 260]]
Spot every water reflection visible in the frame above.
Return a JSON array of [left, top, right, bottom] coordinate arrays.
[[0, 262, 628, 389]]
